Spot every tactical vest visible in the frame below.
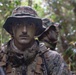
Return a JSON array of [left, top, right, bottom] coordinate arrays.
[[0, 42, 49, 75]]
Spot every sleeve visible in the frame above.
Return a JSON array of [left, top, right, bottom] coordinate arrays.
[[44, 50, 72, 75]]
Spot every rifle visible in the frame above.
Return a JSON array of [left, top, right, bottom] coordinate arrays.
[[0, 67, 6, 75]]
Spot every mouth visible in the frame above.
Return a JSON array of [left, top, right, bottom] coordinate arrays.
[[20, 35, 29, 39], [20, 37, 28, 39]]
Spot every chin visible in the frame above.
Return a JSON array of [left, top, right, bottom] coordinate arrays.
[[19, 40, 30, 44]]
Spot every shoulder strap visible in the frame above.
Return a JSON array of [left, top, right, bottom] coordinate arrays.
[[35, 56, 43, 74], [38, 43, 50, 75], [38, 43, 48, 54]]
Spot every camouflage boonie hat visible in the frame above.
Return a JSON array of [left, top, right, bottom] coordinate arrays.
[[42, 18, 53, 28], [38, 18, 57, 40], [3, 6, 45, 36], [39, 18, 57, 35]]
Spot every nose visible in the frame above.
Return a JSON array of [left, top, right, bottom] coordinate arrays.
[[22, 26, 27, 33]]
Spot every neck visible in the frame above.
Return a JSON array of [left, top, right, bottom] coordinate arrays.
[[13, 39, 35, 51]]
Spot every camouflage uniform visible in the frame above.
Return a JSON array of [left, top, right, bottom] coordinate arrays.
[[0, 40, 72, 75], [0, 6, 72, 75], [38, 18, 58, 50]]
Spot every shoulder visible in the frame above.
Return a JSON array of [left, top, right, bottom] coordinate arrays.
[[39, 43, 72, 75], [0, 41, 9, 56], [0, 41, 11, 66], [0, 42, 8, 53], [46, 50, 72, 75], [39, 42, 64, 65], [0, 41, 10, 59], [47, 50, 62, 58], [39, 42, 61, 58], [0, 40, 11, 52], [44, 49, 63, 63]]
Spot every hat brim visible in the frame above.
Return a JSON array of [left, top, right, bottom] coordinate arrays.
[[3, 16, 45, 36], [38, 25, 57, 40], [45, 25, 56, 32]]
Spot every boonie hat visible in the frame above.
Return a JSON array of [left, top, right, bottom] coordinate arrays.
[[3, 6, 45, 36]]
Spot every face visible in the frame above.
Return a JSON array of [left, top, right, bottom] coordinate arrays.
[[47, 30, 58, 41], [42, 29, 57, 42], [41, 29, 58, 48], [12, 22, 36, 45]]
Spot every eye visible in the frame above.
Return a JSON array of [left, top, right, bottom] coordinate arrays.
[[17, 23, 23, 28], [29, 22, 34, 25], [27, 23, 35, 27]]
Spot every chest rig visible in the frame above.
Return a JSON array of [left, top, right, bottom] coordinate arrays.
[[1, 41, 49, 75]]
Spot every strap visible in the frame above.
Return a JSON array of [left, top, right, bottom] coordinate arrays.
[[41, 53, 50, 75], [38, 43, 48, 55], [35, 56, 43, 74], [38, 43, 50, 75]]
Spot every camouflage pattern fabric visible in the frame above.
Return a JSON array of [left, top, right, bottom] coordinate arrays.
[[0, 40, 72, 75]]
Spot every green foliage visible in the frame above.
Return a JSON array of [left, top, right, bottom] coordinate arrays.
[[0, 0, 21, 44], [33, 4, 45, 17], [0, 0, 76, 46], [63, 46, 73, 57]]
